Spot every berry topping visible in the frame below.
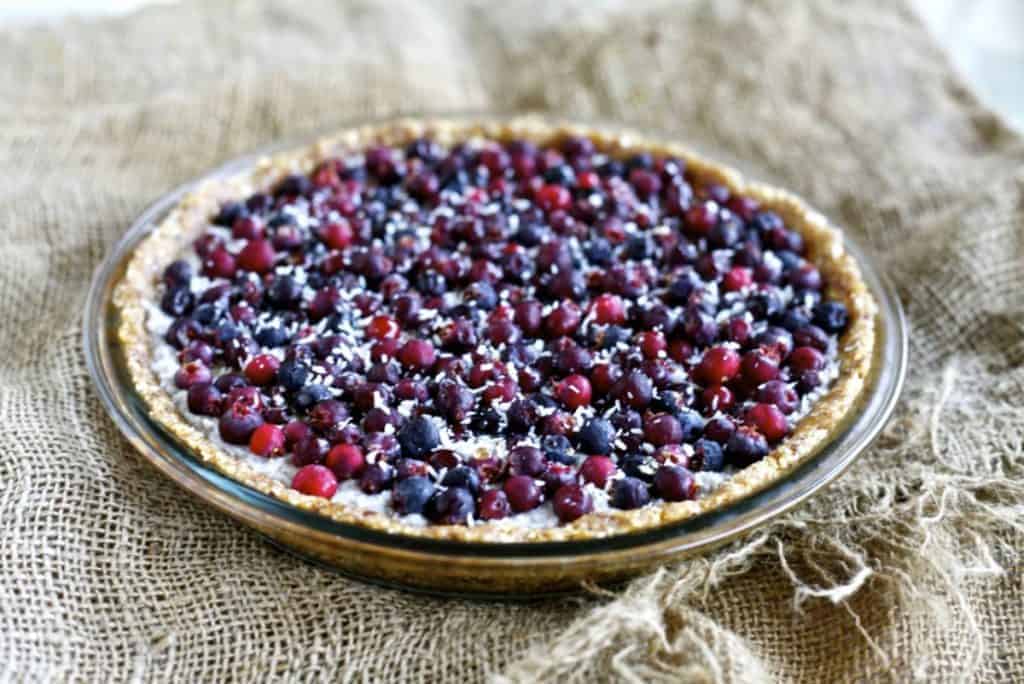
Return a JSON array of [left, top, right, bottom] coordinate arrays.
[[397, 415, 440, 459], [291, 465, 338, 499], [552, 484, 594, 523], [503, 475, 543, 512], [392, 476, 435, 515], [154, 131, 849, 528], [611, 477, 651, 510], [653, 465, 696, 501], [249, 424, 285, 457]]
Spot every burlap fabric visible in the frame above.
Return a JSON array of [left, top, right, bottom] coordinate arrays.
[[1, 1, 1022, 681]]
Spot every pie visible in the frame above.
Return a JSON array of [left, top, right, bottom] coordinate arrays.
[[115, 118, 877, 542]]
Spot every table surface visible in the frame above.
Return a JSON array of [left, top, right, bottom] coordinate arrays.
[[3, 1, 1021, 132]]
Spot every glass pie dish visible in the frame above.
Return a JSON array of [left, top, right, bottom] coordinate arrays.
[[84, 115, 907, 597]]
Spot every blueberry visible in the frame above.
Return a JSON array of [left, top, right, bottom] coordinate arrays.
[[750, 210, 784, 234], [748, 288, 785, 320], [814, 301, 849, 333], [163, 259, 194, 287], [215, 321, 240, 343], [668, 268, 702, 303], [160, 285, 194, 317], [584, 237, 613, 265], [470, 407, 502, 434], [268, 275, 302, 308], [415, 271, 447, 296], [576, 418, 615, 455], [515, 222, 544, 247], [625, 152, 654, 171], [652, 390, 689, 416], [193, 302, 223, 325], [708, 216, 742, 248], [611, 477, 651, 510], [541, 434, 575, 464], [392, 476, 435, 515], [358, 463, 394, 494], [780, 308, 812, 332], [212, 201, 246, 227], [597, 159, 625, 177], [543, 164, 575, 186], [675, 408, 705, 443], [774, 250, 802, 271], [692, 439, 725, 472], [625, 234, 655, 260], [277, 359, 309, 392], [425, 486, 476, 524], [267, 212, 298, 228], [274, 174, 312, 197], [726, 427, 770, 467], [441, 465, 481, 494], [255, 325, 289, 347], [397, 415, 441, 459], [295, 384, 332, 410], [464, 281, 497, 310], [620, 453, 658, 482]]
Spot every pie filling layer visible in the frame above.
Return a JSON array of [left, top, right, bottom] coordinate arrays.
[[143, 131, 849, 529]]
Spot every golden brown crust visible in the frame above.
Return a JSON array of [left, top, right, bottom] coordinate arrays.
[[114, 117, 877, 543]]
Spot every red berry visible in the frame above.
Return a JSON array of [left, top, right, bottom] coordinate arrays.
[[653, 465, 696, 502], [726, 317, 752, 345], [722, 266, 753, 292], [366, 315, 400, 340], [639, 331, 667, 359], [202, 247, 236, 279], [741, 349, 780, 385], [283, 420, 311, 446], [668, 339, 695, 363], [483, 378, 518, 404], [291, 465, 338, 498], [556, 374, 592, 410], [701, 384, 734, 413], [321, 219, 354, 249], [536, 184, 572, 212], [249, 424, 285, 457], [544, 301, 582, 338], [503, 475, 543, 512], [591, 293, 626, 325], [696, 346, 741, 384], [236, 239, 276, 273], [644, 413, 684, 446], [684, 201, 718, 235], [789, 346, 826, 374], [398, 339, 437, 371], [325, 444, 367, 480], [552, 484, 594, 523], [590, 363, 622, 398], [746, 403, 789, 442], [232, 216, 264, 240], [244, 354, 280, 385], [579, 455, 617, 489], [478, 489, 512, 520], [174, 361, 211, 390], [371, 338, 401, 363]]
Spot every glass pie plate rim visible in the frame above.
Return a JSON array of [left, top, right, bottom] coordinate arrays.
[[82, 113, 907, 591]]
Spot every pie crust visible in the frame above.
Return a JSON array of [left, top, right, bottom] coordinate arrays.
[[114, 117, 877, 542]]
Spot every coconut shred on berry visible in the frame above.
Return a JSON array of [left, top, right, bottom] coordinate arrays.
[[142, 129, 851, 530]]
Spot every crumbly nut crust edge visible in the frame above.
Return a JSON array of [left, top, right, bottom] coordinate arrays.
[[113, 117, 878, 543]]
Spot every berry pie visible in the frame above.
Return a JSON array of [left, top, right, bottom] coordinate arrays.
[[116, 118, 877, 542]]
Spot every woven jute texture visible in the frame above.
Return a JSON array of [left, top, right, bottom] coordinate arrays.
[[1, 1, 1022, 681]]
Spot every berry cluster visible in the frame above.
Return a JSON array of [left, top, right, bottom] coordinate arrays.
[[156, 132, 848, 526]]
